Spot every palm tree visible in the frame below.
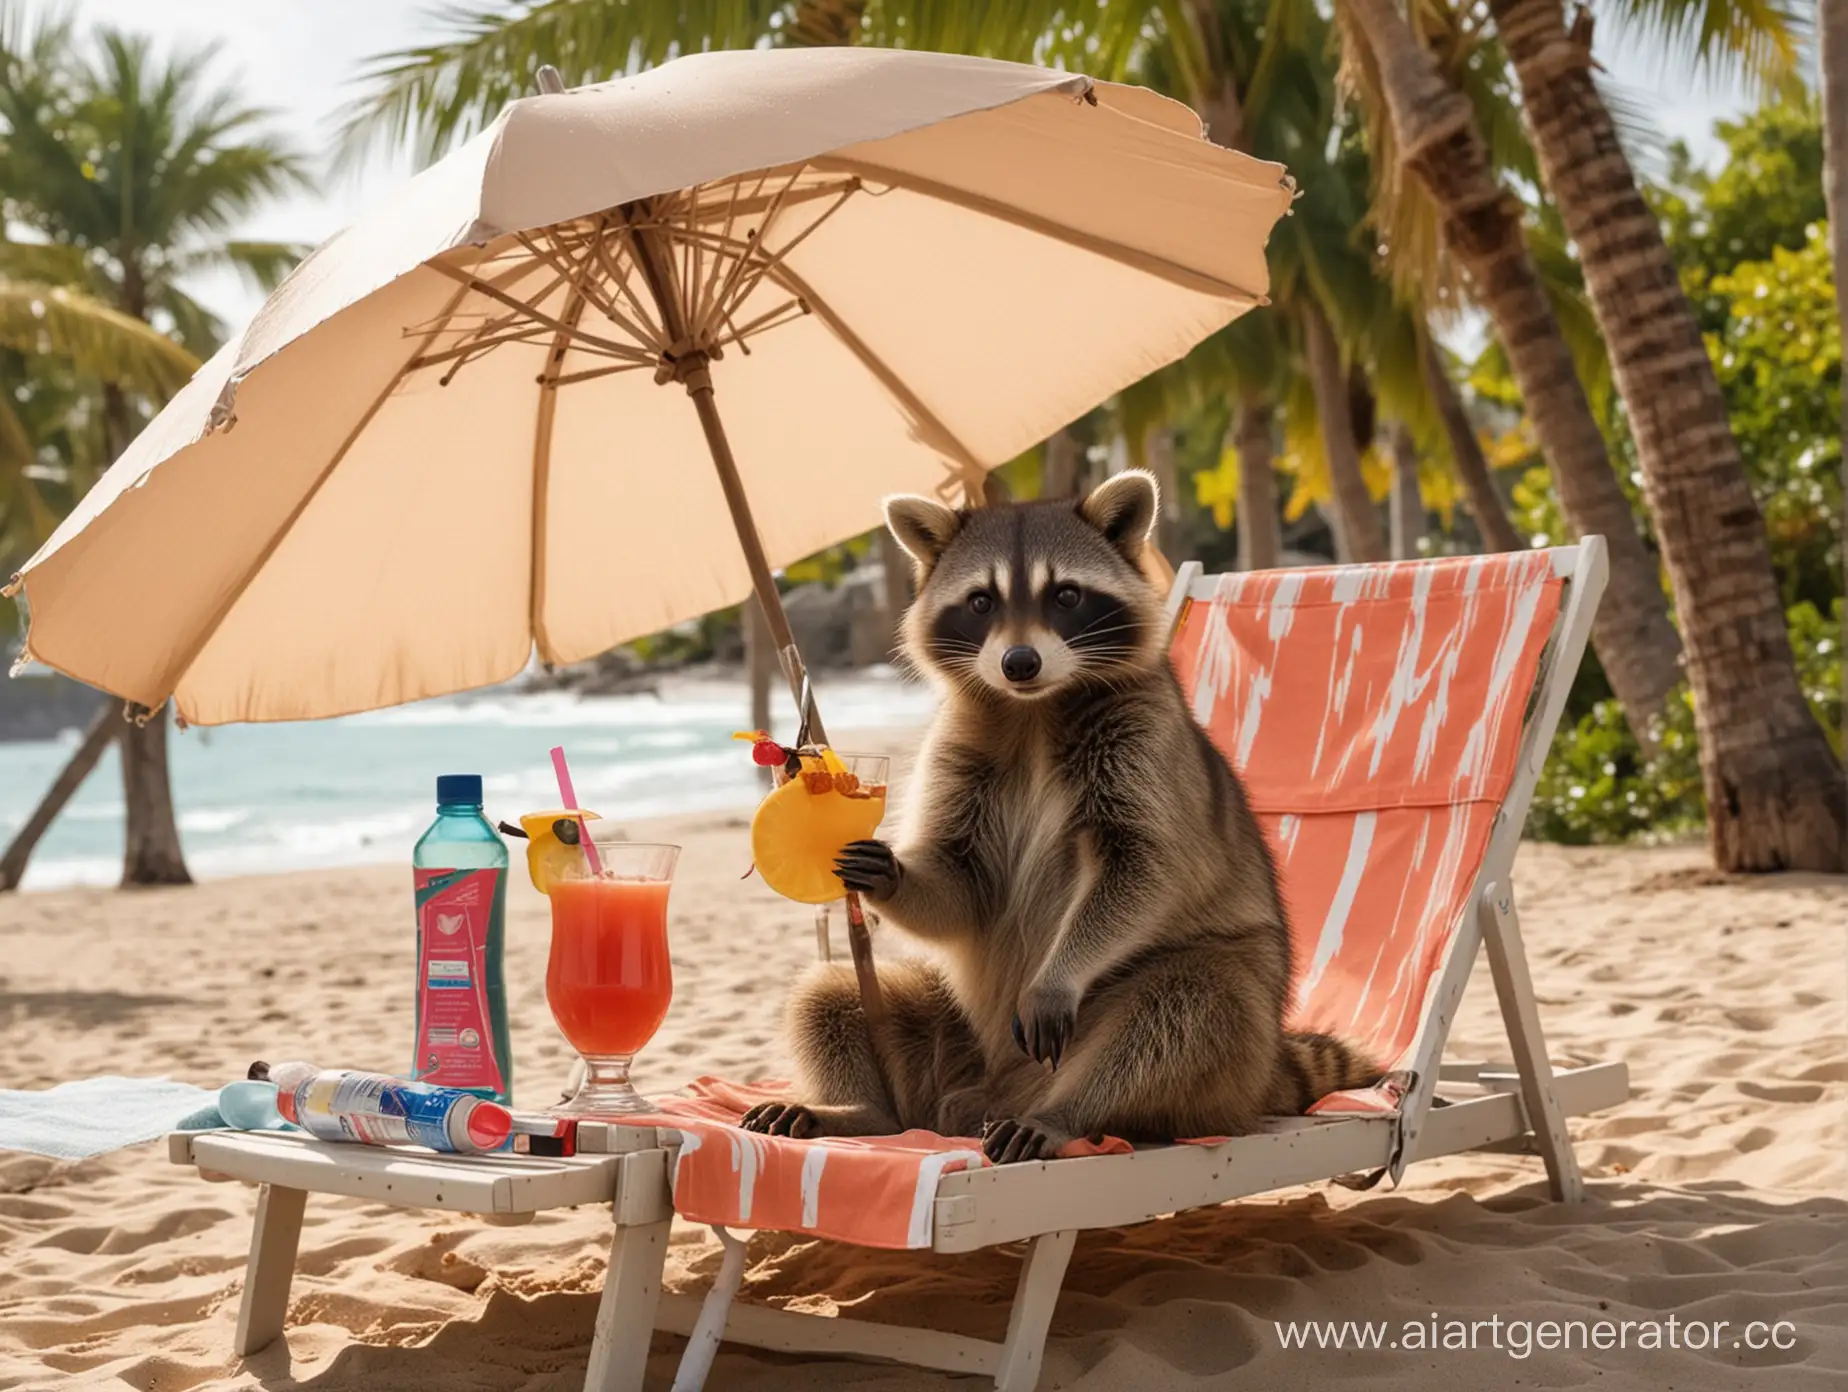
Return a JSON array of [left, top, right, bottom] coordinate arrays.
[[0, 11, 305, 887], [1486, 0, 1845, 870], [338, 0, 1146, 162], [1826, 0, 1848, 773], [1420, 335, 1524, 553], [1338, 0, 1686, 753], [1386, 420, 1423, 558], [1165, 0, 1395, 563]]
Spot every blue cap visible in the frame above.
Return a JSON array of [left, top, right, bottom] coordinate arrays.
[[436, 774, 483, 805]]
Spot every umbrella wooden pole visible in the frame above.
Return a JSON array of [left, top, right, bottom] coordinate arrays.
[[625, 203, 892, 1051], [679, 368, 891, 1043]]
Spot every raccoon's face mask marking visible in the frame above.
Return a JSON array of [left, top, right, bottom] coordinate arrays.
[[884, 473, 1166, 701]]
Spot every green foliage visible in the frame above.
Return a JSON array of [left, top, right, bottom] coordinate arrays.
[[1705, 227, 1842, 605], [1530, 598, 1843, 842], [1653, 93, 1825, 312], [782, 534, 870, 586], [1514, 88, 1844, 844], [1527, 686, 1706, 845], [1788, 599, 1844, 758]]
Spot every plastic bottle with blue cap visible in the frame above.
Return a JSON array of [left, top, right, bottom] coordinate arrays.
[[411, 774, 512, 1103]]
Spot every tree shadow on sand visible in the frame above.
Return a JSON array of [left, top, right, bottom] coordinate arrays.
[[0, 987, 192, 1031]]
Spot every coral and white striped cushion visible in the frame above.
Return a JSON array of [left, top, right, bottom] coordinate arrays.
[[623, 1079, 1131, 1249], [1170, 551, 1564, 1111]]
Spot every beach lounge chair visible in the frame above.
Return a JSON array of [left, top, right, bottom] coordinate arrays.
[[173, 540, 1628, 1392]]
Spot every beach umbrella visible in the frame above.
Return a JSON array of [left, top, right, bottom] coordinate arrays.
[[5, 47, 1292, 1020]]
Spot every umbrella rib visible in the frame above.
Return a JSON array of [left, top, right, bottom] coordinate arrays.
[[529, 243, 599, 664], [703, 168, 802, 343], [768, 263, 988, 500], [713, 295, 808, 356], [538, 224, 668, 355], [694, 176, 747, 338], [426, 258, 658, 362], [549, 360, 656, 388], [147, 277, 478, 709], [714, 176, 861, 331], [809, 156, 1269, 305], [590, 230, 670, 353]]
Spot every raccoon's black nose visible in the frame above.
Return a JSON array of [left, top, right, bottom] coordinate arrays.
[[1001, 646, 1042, 683]]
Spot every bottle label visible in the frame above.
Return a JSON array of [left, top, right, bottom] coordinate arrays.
[[414, 868, 505, 1094], [292, 1071, 485, 1152]]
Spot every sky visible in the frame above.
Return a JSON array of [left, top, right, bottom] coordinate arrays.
[[29, 0, 1765, 329]]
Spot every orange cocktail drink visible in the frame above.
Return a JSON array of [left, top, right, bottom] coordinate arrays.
[[545, 840, 679, 1117], [547, 877, 673, 1055]]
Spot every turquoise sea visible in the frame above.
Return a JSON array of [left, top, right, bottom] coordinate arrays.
[[0, 669, 938, 891]]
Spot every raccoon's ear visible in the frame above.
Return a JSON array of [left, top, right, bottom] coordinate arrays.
[[883, 494, 963, 570], [1080, 470, 1158, 562]]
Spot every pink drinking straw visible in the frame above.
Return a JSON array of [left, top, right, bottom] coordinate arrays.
[[549, 745, 605, 878]]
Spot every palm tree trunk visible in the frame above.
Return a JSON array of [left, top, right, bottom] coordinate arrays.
[[0, 702, 118, 891], [1043, 428, 1082, 499], [878, 527, 913, 651], [107, 267, 196, 886], [745, 599, 774, 789], [1301, 299, 1387, 563], [1388, 423, 1424, 560], [1234, 399, 1280, 571], [1822, 0, 1848, 773], [1340, 0, 1682, 747], [120, 704, 192, 886], [1142, 424, 1181, 559], [1422, 336, 1525, 553], [1492, 0, 1846, 871]]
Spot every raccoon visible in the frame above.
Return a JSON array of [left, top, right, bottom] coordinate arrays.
[[741, 472, 1380, 1162]]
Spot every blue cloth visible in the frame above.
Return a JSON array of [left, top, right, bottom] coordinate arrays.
[[0, 1076, 221, 1160]]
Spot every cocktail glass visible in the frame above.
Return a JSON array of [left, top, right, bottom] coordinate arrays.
[[546, 839, 679, 1117]]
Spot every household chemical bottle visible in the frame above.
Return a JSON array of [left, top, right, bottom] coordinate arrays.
[[412, 774, 513, 1103]]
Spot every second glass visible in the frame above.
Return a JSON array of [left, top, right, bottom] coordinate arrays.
[[546, 838, 679, 1117]]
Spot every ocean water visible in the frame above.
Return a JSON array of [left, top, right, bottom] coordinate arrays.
[[0, 669, 939, 892]]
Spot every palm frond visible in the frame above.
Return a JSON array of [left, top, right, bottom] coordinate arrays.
[[0, 239, 98, 292], [0, 281, 199, 397], [172, 239, 310, 293], [148, 283, 226, 358], [1598, 0, 1804, 95], [335, 0, 791, 171]]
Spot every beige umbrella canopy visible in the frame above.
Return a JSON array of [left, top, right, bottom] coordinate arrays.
[[7, 46, 1290, 728]]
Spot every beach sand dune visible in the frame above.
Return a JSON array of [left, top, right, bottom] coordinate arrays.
[[1, 741, 1843, 1390]]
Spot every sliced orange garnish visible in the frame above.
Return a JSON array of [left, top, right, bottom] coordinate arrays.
[[519, 808, 601, 895], [750, 753, 887, 904]]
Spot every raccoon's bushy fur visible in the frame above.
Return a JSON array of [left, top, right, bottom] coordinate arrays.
[[741, 473, 1380, 1162]]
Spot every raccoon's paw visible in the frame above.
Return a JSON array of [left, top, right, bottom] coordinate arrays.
[[740, 1101, 822, 1139], [834, 839, 902, 900], [981, 1116, 1073, 1164], [1012, 980, 1078, 1069]]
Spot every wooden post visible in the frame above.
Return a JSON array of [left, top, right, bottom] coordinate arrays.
[[992, 1229, 1075, 1392], [585, 1217, 671, 1392], [1477, 883, 1585, 1202], [234, 1184, 306, 1357]]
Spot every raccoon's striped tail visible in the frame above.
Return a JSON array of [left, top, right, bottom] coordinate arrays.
[[1270, 1031, 1383, 1113]]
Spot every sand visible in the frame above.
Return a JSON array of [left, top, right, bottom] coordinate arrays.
[[1, 724, 1843, 1391]]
